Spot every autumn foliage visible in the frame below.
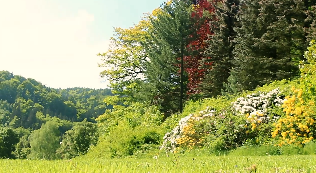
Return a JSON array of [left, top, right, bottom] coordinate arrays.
[[184, 0, 218, 95]]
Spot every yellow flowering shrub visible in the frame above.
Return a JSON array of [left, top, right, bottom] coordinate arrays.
[[271, 87, 315, 146], [175, 118, 205, 150], [271, 41, 316, 146], [246, 111, 264, 131]]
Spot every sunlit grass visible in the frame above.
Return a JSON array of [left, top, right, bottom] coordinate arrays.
[[1, 155, 316, 173]]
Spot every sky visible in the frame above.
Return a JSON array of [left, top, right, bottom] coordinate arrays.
[[0, 0, 165, 89]]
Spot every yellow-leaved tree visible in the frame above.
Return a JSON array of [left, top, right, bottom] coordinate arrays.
[[98, 15, 152, 103]]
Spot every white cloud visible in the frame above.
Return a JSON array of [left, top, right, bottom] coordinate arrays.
[[0, 0, 109, 89]]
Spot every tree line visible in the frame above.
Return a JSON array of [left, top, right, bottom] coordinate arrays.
[[0, 70, 112, 128], [99, 0, 316, 117]]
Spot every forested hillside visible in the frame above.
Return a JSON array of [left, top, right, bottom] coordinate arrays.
[[0, 70, 112, 128], [0, 71, 112, 159]]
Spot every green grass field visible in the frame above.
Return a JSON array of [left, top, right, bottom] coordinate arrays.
[[1, 155, 316, 173]]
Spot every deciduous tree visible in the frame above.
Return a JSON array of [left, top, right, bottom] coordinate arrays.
[[0, 127, 19, 158], [29, 121, 60, 160]]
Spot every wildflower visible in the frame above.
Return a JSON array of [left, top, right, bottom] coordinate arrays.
[[281, 132, 287, 137]]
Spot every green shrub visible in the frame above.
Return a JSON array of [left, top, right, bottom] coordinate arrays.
[[302, 141, 316, 154], [0, 127, 19, 158], [13, 127, 31, 159], [90, 102, 164, 158], [57, 120, 99, 159], [88, 123, 163, 158], [28, 121, 60, 160]]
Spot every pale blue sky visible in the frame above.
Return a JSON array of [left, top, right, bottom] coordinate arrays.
[[51, 0, 165, 42], [0, 0, 165, 89]]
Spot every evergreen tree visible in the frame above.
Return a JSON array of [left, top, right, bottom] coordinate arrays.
[[145, 0, 197, 114], [201, 0, 240, 97], [227, 0, 314, 93], [306, 4, 316, 43]]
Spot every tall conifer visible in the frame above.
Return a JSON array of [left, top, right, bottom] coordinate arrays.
[[145, 0, 196, 114], [227, 0, 315, 93], [201, 0, 240, 97]]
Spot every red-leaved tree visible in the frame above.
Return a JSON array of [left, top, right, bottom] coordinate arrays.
[[184, 0, 220, 95]]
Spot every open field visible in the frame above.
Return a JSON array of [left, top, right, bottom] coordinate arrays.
[[1, 155, 316, 173]]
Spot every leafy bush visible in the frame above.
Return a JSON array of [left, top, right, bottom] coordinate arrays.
[[89, 123, 163, 158], [57, 120, 99, 159], [271, 87, 316, 146], [0, 127, 19, 158], [13, 127, 31, 159], [89, 102, 164, 158], [107, 125, 162, 157], [96, 102, 163, 134], [28, 121, 60, 160]]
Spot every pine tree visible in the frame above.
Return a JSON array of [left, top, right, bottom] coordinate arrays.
[[228, 0, 314, 93], [145, 0, 197, 114], [306, 4, 316, 43], [201, 0, 240, 97]]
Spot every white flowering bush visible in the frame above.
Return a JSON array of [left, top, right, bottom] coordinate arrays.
[[233, 88, 285, 123], [160, 107, 215, 152], [160, 114, 192, 152], [160, 88, 287, 152]]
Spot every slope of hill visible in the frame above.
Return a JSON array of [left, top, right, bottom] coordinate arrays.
[[0, 71, 112, 129]]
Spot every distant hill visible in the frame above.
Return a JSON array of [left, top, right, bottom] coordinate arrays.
[[0, 71, 112, 129]]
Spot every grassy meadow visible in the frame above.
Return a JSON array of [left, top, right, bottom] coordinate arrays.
[[1, 154, 316, 173]]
